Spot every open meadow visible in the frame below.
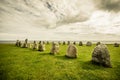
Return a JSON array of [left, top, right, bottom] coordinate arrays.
[[0, 43, 120, 80]]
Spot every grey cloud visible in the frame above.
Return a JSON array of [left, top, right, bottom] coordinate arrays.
[[0, 0, 95, 28], [94, 0, 120, 12]]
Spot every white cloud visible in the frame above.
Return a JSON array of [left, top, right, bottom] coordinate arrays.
[[0, 0, 120, 41]]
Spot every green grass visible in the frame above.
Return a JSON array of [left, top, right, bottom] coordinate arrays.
[[0, 43, 120, 80]]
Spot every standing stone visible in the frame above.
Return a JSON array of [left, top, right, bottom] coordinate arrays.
[[63, 41, 66, 45], [67, 41, 70, 45], [29, 43, 33, 49], [86, 41, 92, 46], [25, 39, 28, 43], [79, 41, 83, 46], [27, 43, 31, 48], [43, 41, 45, 44], [18, 41, 22, 47], [15, 40, 19, 47], [22, 39, 28, 48], [58, 41, 61, 45], [33, 41, 37, 50], [73, 41, 76, 45], [96, 42, 101, 46], [50, 42, 59, 55], [39, 41, 42, 44], [114, 43, 119, 47], [92, 44, 112, 67], [38, 41, 45, 51], [47, 41, 49, 44], [65, 44, 77, 58]]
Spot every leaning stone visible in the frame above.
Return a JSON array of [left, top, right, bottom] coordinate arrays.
[[65, 44, 77, 58], [92, 44, 112, 67], [86, 41, 92, 46], [114, 43, 119, 47], [50, 42, 59, 55]]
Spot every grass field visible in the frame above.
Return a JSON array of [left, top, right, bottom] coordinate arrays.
[[0, 43, 120, 80]]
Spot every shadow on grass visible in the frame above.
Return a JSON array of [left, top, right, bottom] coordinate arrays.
[[55, 55, 77, 61], [0, 69, 8, 80], [81, 61, 105, 70], [38, 52, 50, 55]]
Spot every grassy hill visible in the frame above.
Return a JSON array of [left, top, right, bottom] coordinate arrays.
[[0, 43, 120, 80]]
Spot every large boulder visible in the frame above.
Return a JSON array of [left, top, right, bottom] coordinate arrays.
[[65, 44, 77, 58], [50, 42, 59, 55], [92, 44, 112, 67], [114, 43, 119, 47], [79, 41, 83, 46], [86, 41, 92, 46], [38, 41, 45, 51]]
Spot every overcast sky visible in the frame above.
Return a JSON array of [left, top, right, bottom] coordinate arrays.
[[0, 0, 120, 41]]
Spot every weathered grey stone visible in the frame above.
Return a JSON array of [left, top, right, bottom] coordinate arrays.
[[18, 41, 22, 47], [47, 41, 49, 44], [28, 43, 33, 49], [39, 41, 41, 44], [38, 42, 45, 51], [22, 43, 28, 48], [65, 44, 77, 58], [25, 39, 28, 44], [63, 41, 66, 45], [58, 41, 61, 45], [73, 41, 76, 45], [15, 40, 19, 47], [67, 41, 70, 45], [96, 42, 101, 46], [33, 41, 37, 50], [92, 44, 112, 67], [114, 43, 119, 47], [86, 41, 92, 46], [22, 39, 28, 48], [50, 42, 59, 55], [43, 41, 45, 44], [79, 41, 83, 46]]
